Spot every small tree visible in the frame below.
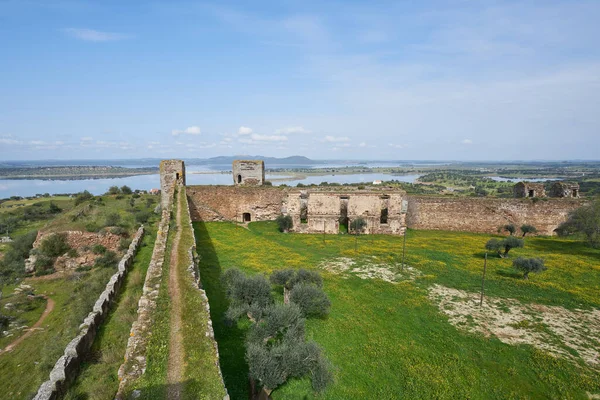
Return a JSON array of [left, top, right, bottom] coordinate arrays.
[[556, 200, 600, 247], [270, 269, 323, 304], [502, 224, 516, 236], [74, 190, 94, 206], [513, 257, 546, 279], [276, 215, 293, 233], [120, 185, 133, 195], [350, 218, 367, 235], [223, 268, 273, 322], [105, 212, 121, 227], [520, 224, 537, 237], [107, 186, 121, 195], [39, 233, 71, 258], [289, 284, 331, 317], [485, 236, 524, 258]]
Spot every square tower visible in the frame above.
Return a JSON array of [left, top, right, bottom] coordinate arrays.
[[232, 160, 265, 186], [160, 159, 185, 208]]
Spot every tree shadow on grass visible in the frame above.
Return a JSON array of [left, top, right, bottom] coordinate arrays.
[[495, 269, 523, 279], [193, 220, 250, 400]]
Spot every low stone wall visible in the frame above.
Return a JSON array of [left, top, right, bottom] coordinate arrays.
[[183, 188, 228, 398], [33, 226, 145, 400], [116, 206, 172, 397], [406, 196, 584, 235]]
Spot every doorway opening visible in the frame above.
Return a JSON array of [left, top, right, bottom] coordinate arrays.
[[237, 174, 242, 184], [528, 189, 535, 197], [243, 213, 251, 222]]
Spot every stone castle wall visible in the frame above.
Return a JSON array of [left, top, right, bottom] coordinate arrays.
[[187, 186, 287, 222], [406, 196, 583, 235]]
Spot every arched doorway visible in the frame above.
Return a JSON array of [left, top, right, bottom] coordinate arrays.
[[243, 213, 251, 222], [237, 174, 242, 184]]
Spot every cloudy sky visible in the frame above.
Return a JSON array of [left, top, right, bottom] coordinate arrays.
[[1, 0, 599, 161]]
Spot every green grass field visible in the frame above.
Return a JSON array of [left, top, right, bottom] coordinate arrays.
[[194, 221, 600, 399]]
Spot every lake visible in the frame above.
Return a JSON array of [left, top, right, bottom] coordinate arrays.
[[0, 172, 421, 198]]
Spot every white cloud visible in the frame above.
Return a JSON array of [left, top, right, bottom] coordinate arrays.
[[0, 138, 21, 145], [462, 139, 473, 144], [238, 126, 253, 135], [251, 133, 288, 142], [389, 143, 406, 149], [80, 136, 93, 141], [29, 140, 45, 145], [274, 126, 311, 135], [63, 28, 130, 42], [323, 135, 350, 143], [171, 126, 201, 136], [359, 142, 367, 147]]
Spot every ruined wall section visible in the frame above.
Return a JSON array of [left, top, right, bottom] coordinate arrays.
[[232, 160, 265, 186], [406, 196, 583, 235], [287, 191, 341, 234], [160, 159, 185, 209], [187, 186, 287, 222]]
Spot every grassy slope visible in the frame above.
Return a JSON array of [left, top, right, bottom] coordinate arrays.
[[0, 195, 159, 399], [0, 268, 115, 399], [194, 221, 600, 400], [64, 228, 157, 400]]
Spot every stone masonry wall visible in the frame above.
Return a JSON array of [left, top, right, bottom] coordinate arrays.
[[116, 204, 172, 398], [187, 186, 287, 222], [232, 160, 265, 186], [182, 187, 228, 399], [160, 159, 185, 209], [406, 196, 584, 235], [33, 226, 145, 400]]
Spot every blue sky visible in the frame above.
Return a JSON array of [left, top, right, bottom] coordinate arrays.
[[1, 0, 599, 161]]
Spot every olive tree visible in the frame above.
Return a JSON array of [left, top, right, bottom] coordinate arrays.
[[350, 218, 367, 235], [289, 284, 331, 317], [485, 236, 524, 258], [276, 214, 293, 233], [246, 304, 333, 396], [513, 257, 546, 279], [502, 224, 517, 236], [270, 268, 323, 305], [556, 200, 600, 247], [222, 268, 273, 322], [520, 224, 537, 237]]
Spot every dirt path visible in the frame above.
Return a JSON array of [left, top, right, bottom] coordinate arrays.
[[0, 296, 55, 354], [167, 190, 184, 399]]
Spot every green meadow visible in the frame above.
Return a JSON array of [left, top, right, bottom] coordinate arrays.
[[194, 221, 600, 399]]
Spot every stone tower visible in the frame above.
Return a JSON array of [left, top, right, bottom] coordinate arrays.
[[232, 160, 265, 186], [160, 160, 185, 208]]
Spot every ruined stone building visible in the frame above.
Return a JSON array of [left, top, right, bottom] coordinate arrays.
[[164, 160, 584, 237], [549, 182, 580, 198], [232, 160, 265, 186], [513, 182, 546, 198]]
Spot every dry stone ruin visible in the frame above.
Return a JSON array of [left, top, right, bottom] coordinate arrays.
[[232, 160, 265, 186]]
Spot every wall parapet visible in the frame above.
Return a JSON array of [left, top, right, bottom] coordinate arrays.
[[183, 189, 229, 399], [33, 226, 145, 400], [116, 204, 172, 397]]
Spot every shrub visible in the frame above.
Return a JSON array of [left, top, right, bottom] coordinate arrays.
[[119, 238, 132, 251], [107, 186, 121, 195], [502, 224, 517, 236], [94, 250, 118, 268], [520, 224, 537, 237], [557, 200, 600, 247], [39, 233, 71, 258], [85, 222, 101, 233], [289, 284, 331, 317], [513, 257, 546, 279], [135, 210, 151, 224], [120, 185, 132, 194], [92, 244, 107, 254], [276, 215, 293, 232], [110, 226, 128, 237], [223, 268, 273, 322], [67, 248, 78, 258], [74, 190, 94, 206], [105, 212, 121, 227], [350, 218, 367, 234]]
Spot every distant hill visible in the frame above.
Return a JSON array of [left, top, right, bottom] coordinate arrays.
[[204, 155, 319, 165]]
